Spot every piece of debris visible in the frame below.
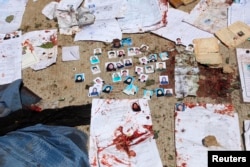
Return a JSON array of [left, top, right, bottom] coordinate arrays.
[[153, 130, 160, 139], [223, 64, 234, 73], [193, 37, 223, 68], [5, 15, 14, 23], [202, 135, 220, 147]]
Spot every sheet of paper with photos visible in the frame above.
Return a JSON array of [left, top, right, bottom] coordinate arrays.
[[83, 39, 174, 99]]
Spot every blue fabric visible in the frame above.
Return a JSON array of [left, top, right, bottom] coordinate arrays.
[[0, 79, 22, 117], [0, 124, 90, 167]]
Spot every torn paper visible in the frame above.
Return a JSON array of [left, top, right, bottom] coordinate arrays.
[[75, 0, 125, 42], [57, 0, 83, 11], [215, 21, 250, 48], [151, 8, 212, 47], [175, 103, 242, 167], [175, 51, 199, 98], [74, 19, 122, 42], [22, 29, 58, 70], [183, 0, 230, 33], [55, 10, 80, 35], [228, 2, 250, 26], [193, 37, 223, 67], [21, 38, 39, 69], [62, 46, 80, 61], [244, 120, 250, 150], [236, 48, 250, 102], [89, 99, 162, 167], [117, 0, 168, 33], [0, 31, 22, 85], [42, 1, 58, 20], [42, 1, 95, 35], [0, 0, 28, 33]]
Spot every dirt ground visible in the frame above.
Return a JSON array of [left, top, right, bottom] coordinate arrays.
[[21, 0, 250, 167]]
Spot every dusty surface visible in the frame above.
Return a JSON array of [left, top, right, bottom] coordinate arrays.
[[21, 0, 250, 167]]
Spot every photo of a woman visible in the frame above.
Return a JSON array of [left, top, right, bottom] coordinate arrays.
[[106, 62, 116, 71]]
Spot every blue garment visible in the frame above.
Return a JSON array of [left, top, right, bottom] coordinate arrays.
[[0, 79, 41, 117], [0, 124, 90, 167], [0, 79, 22, 117]]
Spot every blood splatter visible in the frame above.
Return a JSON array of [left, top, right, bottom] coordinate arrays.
[[91, 157, 97, 166], [214, 104, 235, 116], [112, 125, 153, 156], [180, 162, 187, 167], [97, 125, 153, 166], [100, 155, 112, 167]]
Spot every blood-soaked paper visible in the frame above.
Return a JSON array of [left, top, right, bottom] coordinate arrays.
[[175, 51, 199, 98], [151, 8, 212, 47], [89, 99, 162, 167], [175, 103, 242, 167], [22, 29, 57, 70]]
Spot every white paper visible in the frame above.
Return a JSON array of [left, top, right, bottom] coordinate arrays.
[[84, 0, 127, 20], [74, 19, 122, 42], [62, 46, 80, 61], [89, 99, 162, 167], [56, 10, 79, 28], [228, 2, 250, 26], [175, 103, 242, 167], [42, 1, 58, 20], [22, 29, 58, 71], [75, 0, 167, 41], [0, 31, 22, 85], [152, 8, 213, 47], [183, 0, 229, 34], [76, 0, 125, 42], [117, 0, 163, 33], [57, 0, 83, 11], [0, 0, 28, 33], [236, 48, 250, 102], [244, 120, 250, 150], [21, 39, 39, 69]]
